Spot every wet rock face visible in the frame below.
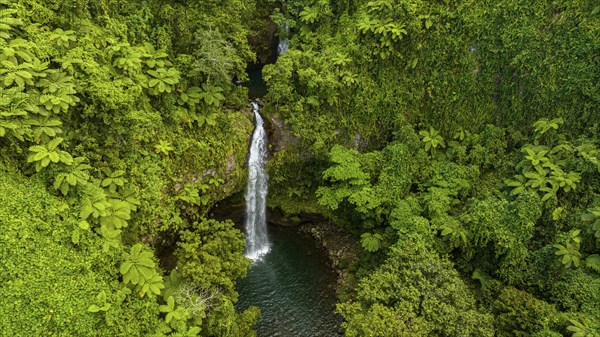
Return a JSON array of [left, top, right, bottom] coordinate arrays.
[[265, 112, 299, 153], [267, 208, 325, 227], [209, 198, 246, 225], [247, 20, 279, 66], [298, 222, 360, 298], [209, 198, 324, 229], [245, 100, 298, 158]]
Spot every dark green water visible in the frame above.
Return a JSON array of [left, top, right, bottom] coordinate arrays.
[[245, 66, 268, 99], [236, 226, 342, 337]]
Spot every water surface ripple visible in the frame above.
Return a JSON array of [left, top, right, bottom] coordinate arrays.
[[237, 227, 342, 337]]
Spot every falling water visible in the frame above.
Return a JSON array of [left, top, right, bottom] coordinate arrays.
[[245, 101, 270, 261], [277, 25, 289, 55], [277, 38, 289, 55]]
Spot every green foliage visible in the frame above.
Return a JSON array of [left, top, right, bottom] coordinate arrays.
[[554, 230, 582, 268], [586, 255, 600, 274], [27, 137, 73, 171], [48, 28, 76, 48], [274, 0, 599, 335], [175, 218, 250, 295], [158, 294, 197, 333], [439, 215, 469, 249], [38, 71, 80, 113], [505, 119, 595, 204], [353, 0, 419, 59], [493, 287, 560, 337], [375, 139, 425, 203], [147, 67, 180, 95], [101, 168, 127, 194], [2, 0, 599, 335], [0, 0, 257, 335], [155, 140, 174, 155], [582, 207, 600, 243], [30, 115, 63, 142], [189, 26, 248, 86], [567, 318, 599, 337], [317, 145, 383, 217], [338, 244, 495, 336], [419, 126, 446, 157], [321, 145, 370, 185], [299, 6, 320, 24], [198, 83, 225, 106], [80, 185, 111, 220], [459, 192, 541, 285], [178, 184, 209, 206], [0, 165, 161, 336], [53, 156, 90, 195], [120, 244, 164, 298], [88, 291, 111, 313], [338, 302, 430, 337], [547, 268, 600, 317], [533, 118, 564, 141], [360, 232, 383, 252]]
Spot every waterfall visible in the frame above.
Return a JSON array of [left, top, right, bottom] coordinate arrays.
[[277, 25, 289, 55], [245, 101, 270, 261], [277, 38, 289, 55]]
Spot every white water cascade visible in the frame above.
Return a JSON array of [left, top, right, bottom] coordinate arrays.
[[277, 38, 289, 55], [277, 25, 289, 55], [244, 101, 270, 261]]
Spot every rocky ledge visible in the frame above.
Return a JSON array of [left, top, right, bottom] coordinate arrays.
[[298, 221, 359, 300]]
